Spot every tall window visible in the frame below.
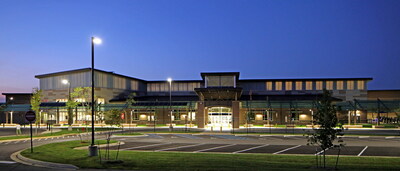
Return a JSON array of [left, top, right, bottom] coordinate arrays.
[[295, 81, 302, 90], [285, 81, 292, 90], [326, 81, 333, 90], [336, 81, 344, 90], [266, 81, 273, 91], [275, 81, 282, 90], [347, 80, 354, 90], [306, 81, 313, 90], [316, 81, 323, 90], [205, 76, 235, 87], [357, 80, 364, 90]]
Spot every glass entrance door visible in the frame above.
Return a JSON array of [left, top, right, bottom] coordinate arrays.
[[208, 107, 232, 128]]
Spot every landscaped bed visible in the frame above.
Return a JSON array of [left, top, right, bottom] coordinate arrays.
[[21, 140, 400, 170]]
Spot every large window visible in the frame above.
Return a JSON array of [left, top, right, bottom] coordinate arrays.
[[275, 81, 282, 90], [206, 76, 235, 87], [295, 81, 302, 90], [285, 81, 292, 90], [306, 81, 313, 90], [347, 80, 354, 90], [266, 81, 273, 91], [326, 81, 333, 90], [316, 81, 323, 90], [357, 80, 364, 90], [336, 81, 344, 90]]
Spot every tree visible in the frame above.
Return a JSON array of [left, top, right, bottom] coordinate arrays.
[[65, 87, 92, 125], [71, 87, 92, 124], [104, 109, 123, 127], [30, 88, 42, 124], [307, 89, 343, 168]]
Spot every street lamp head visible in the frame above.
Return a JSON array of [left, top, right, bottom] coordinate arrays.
[[62, 79, 69, 85], [10, 97, 13, 100], [167, 78, 172, 83], [92, 37, 102, 44]]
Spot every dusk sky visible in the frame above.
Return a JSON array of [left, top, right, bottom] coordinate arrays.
[[1, 0, 399, 102]]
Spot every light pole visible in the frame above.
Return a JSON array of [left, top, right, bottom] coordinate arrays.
[[89, 36, 102, 157], [62, 79, 72, 129], [9, 97, 13, 124], [167, 78, 173, 131]]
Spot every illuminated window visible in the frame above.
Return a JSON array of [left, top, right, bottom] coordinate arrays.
[[75, 98, 86, 102], [275, 81, 282, 90], [357, 80, 364, 90], [306, 81, 313, 90], [97, 98, 105, 104], [316, 81, 323, 90], [326, 81, 333, 90], [336, 81, 343, 90], [266, 81, 273, 91], [56, 99, 68, 102], [295, 81, 302, 90], [347, 80, 354, 90], [285, 81, 292, 90]]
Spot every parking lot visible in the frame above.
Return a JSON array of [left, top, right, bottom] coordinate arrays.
[[110, 134, 400, 157]]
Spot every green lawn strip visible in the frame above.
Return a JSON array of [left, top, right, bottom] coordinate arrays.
[[0, 128, 121, 141], [21, 140, 400, 170]]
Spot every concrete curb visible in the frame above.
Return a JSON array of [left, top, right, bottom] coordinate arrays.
[[74, 141, 125, 150], [111, 134, 148, 138], [11, 149, 79, 170]]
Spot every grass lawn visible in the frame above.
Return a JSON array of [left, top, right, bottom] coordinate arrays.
[[21, 140, 400, 170], [0, 128, 121, 141]]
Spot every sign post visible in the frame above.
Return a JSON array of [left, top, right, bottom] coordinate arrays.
[[25, 111, 36, 153]]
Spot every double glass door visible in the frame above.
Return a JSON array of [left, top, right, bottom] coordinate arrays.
[[208, 107, 232, 128]]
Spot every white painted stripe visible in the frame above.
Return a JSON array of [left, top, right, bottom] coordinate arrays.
[[23, 140, 27, 143], [358, 146, 368, 156], [38, 139, 41, 141], [0, 161, 16, 164], [273, 145, 301, 154], [385, 137, 396, 139], [359, 136, 370, 138], [195, 144, 236, 152], [260, 135, 276, 137], [122, 143, 169, 151], [4, 142, 10, 144], [45, 138, 48, 140], [156, 143, 205, 152], [14, 141, 19, 144], [233, 144, 269, 154]]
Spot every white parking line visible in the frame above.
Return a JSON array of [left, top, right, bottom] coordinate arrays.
[[14, 141, 19, 144], [273, 145, 301, 154], [45, 138, 48, 140], [359, 136, 370, 138], [385, 137, 396, 139], [156, 143, 205, 152], [233, 144, 269, 154], [358, 146, 368, 156], [195, 144, 236, 153], [23, 140, 27, 143], [38, 139, 41, 141], [315, 148, 329, 155], [121, 143, 169, 151], [4, 142, 11, 145]]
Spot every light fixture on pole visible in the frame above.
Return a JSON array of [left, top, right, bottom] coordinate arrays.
[[89, 36, 101, 157], [9, 97, 14, 124], [167, 78, 173, 132], [62, 79, 72, 130]]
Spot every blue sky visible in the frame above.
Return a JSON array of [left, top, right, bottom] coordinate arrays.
[[1, 0, 399, 101]]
